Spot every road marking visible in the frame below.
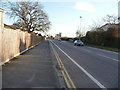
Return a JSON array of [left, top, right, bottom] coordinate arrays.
[[51, 41, 106, 89], [74, 46, 118, 62], [58, 55, 76, 89], [73, 46, 91, 53], [31, 87, 54, 88], [83, 49, 91, 53], [80, 48, 91, 53], [87, 47, 119, 54], [27, 73, 36, 82], [98, 54, 118, 62], [50, 42, 76, 89]]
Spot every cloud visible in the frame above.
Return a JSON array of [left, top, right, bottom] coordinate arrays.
[[74, 2, 96, 12], [5, 0, 76, 2], [2, 0, 117, 2], [84, 0, 118, 3]]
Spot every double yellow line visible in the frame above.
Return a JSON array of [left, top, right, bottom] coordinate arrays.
[[50, 41, 76, 89]]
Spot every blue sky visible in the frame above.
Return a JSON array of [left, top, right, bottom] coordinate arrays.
[[2, 0, 119, 37]]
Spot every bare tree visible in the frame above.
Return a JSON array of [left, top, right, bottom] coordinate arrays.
[[92, 19, 103, 28], [6, 1, 51, 33], [76, 27, 84, 39], [103, 14, 118, 24]]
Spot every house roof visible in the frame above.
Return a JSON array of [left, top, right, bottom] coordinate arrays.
[[4, 24, 27, 32], [100, 23, 118, 28], [0, 8, 4, 12], [4, 24, 18, 30]]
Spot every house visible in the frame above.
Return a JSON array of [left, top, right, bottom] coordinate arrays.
[[118, 1, 120, 24], [100, 23, 118, 31], [4, 24, 20, 30], [0, 8, 18, 30]]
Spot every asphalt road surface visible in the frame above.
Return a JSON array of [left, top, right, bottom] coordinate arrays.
[[50, 40, 119, 89]]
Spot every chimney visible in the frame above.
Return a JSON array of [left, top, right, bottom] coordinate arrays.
[[0, 8, 4, 28]]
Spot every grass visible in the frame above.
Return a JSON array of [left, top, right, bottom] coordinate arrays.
[[85, 44, 120, 52]]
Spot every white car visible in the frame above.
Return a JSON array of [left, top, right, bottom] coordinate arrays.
[[74, 40, 84, 46]]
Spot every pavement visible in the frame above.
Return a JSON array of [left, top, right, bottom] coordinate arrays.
[[2, 40, 60, 89]]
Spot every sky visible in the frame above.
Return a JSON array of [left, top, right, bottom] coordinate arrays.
[[1, 0, 119, 37]]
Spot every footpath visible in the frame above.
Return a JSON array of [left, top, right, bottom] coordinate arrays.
[[2, 40, 60, 89]]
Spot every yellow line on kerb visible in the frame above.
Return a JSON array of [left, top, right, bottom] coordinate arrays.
[[50, 41, 76, 89], [55, 51, 71, 89], [58, 56, 76, 89]]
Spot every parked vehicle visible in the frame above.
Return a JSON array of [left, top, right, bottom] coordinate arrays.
[[74, 40, 84, 46], [58, 39, 61, 41]]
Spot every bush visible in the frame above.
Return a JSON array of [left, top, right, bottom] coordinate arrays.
[[83, 25, 119, 49]]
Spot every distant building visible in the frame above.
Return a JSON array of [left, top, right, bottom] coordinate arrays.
[[55, 34, 59, 39], [118, 1, 120, 24], [55, 32, 62, 39], [59, 32, 61, 37]]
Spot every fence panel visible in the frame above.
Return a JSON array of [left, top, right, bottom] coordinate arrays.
[[0, 28, 42, 65]]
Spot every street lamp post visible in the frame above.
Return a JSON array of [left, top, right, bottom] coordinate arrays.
[[79, 16, 82, 39], [80, 16, 82, 32]]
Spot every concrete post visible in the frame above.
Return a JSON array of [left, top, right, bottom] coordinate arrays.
[[0, 8, 4, 62], [0, 8, 4, 28], [0, 8, 4, 89]]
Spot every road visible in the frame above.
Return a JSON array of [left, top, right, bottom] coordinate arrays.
[[50, 40, 119, 89]]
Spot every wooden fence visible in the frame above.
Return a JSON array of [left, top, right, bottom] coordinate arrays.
[[0, 27, 43, 65]]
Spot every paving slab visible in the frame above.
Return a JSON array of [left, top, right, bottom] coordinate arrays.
[[2, 41, 59, 88]]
